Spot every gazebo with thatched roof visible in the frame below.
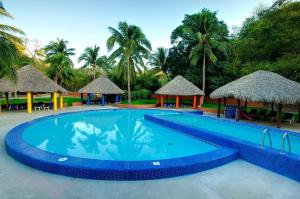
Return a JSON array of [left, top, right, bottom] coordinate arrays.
[[155, 75, 205, 110], [0, 65, 67, 113], [78, 76, 124, 106], [210, 70, 300, 128]]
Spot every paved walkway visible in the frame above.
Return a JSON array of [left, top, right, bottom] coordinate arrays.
[[0, 106, 300, 199]]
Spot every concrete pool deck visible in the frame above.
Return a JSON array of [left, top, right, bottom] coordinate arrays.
[[0, 106, 300, 199]]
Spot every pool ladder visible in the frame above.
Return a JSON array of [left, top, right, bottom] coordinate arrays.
[[261, 128, 272, 148], [261, 128, 292, 153], [281, 132, 291, 153]]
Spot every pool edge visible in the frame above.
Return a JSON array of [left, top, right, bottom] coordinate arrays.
[[4, 109, 238, 180]]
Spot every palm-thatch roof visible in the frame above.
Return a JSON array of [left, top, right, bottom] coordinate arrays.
[[155, 75, 205, 96], [210, 70, 300, 104], [0, 65, 67, 93], [78, 76, 124, 94]]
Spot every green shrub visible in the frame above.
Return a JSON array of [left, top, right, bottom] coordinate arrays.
[[123, 89, 152, 100]]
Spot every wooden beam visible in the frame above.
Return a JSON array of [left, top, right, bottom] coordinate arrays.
[[160, 96, 164, 109], [277, 104, 282, 128], [244, 100, 248, 111], [5, 92, 9, 110], [193, 96, 197, 109], [80, 93, 84, 104], [217, 98, 221, 118], [59, 93, 63, 109], [176, 96, 179, 110], [53, 92, 57, 111], [199, 96, 202, 108], [27, 92, 32, 113]]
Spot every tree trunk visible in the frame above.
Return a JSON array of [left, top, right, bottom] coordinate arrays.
[[54, 75, 58, 84], [93, 64, 96, 80], [127, 60, 131, 104], [202, 51, 206, 104]]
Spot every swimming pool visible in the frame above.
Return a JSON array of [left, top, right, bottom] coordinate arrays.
[[145, 112, 300, 182], [154, 113, 300, 155], [5, 109, 237, 180]]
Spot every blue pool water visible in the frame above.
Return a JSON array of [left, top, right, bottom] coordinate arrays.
[[155, 113, 300, 155], [22, 109, 217, 161]]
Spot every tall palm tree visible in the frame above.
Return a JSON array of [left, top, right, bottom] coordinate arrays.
[[184, 11, 227, 95], [0, 1, 25, 80], [44, 39, 75, 85], [149, 47, 169, 77], [78, 45, 106, 80], [106, 21, 152, 104]]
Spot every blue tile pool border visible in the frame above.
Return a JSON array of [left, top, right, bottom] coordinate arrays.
[[5, 109, 237, 180], [144, 114, 300, 182]]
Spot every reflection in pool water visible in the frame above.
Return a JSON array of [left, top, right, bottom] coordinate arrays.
[[22, 109, 217, 161]]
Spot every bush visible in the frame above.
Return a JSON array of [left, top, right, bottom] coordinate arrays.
[[123, 89, 152, 100]]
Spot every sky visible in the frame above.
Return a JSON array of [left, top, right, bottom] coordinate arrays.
[[2, 0, 273, 66]]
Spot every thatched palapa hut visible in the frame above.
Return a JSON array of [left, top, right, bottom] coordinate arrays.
[[155, 75, 205, 110], [78, 76, 124, 106], [0, 65, 67, 113], [210, 70, 300, 127]]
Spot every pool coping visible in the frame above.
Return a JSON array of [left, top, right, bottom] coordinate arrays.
[[144, 113, 300, 182], [5, 109, 238, 180]]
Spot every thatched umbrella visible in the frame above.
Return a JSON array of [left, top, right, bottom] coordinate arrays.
[[0, 65, 68, 113], [155, 75, 205, 110], [78, 76, 124, 106], [210, 70, 300, 127]]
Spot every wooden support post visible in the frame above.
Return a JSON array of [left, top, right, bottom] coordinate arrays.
[[5, 92, 9, 110], [217, 98, 221, 118], [156, 95, 160, 105], [277, 104, 282, 128], [236, 99, 241, 121], [80, 93, 84, 104], [59, 93, 63, 109], [160, 95, 164, 109], [176, 96, 179, 110], [199, 96, 202, 108], [102, 94, 105, 106], [27, 92, 32, 113], [244, 100, 248, 111], [87, 93, 91, 105], [53, 92, 57, 111], [193, 96, 197, 109]]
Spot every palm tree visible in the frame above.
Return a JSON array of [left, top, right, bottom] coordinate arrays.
[[106, 21, 152, 104], [149, 47, 169, 77], [44, 39, 75, 85], [78, 45, 106, 80], [184, 11, 227, 95], [46, 53, 74, 86], [0, 1, 25, 80]]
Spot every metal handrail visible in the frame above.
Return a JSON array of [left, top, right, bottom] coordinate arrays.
[[281, 133, 291, 153], [262, 128, 272, 148]]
